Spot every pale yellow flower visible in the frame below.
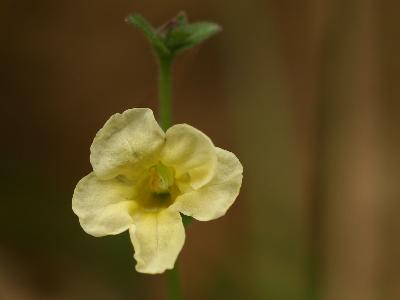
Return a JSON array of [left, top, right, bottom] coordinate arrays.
[[72, 108, 243, 274]]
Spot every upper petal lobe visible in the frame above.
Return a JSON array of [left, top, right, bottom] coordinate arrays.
[[171, 147, 243, 221], [161, 124, 217, 190], [90, 108, 165, 179]]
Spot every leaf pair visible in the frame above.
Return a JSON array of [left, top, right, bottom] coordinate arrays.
[[126, 12, 221, 59]]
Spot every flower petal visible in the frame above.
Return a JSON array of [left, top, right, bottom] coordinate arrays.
[[161, 124, 217, 190], [171, 147, 243, 221], [90, 108, 165, 179], [129, 208, 185, 274], [72, 173, 136, 237]]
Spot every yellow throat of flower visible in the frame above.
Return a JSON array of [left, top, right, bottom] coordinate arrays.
[[134, 161, 180, 211], [148, 162, 175, 195]]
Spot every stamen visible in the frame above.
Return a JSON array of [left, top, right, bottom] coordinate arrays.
[[148, 162, 175, 194]]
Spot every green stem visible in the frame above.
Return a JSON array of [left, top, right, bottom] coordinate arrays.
[[158, 56, 173, 131], [157, 55, 182, 299], [166, 266, 182, 300]]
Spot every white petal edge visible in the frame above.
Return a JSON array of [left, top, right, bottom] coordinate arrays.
[[171, 147, 243, 221], [72, 172, 136, 237], [161, 124, 217, 190], [129, 208, 185, 274], [90, 108, 165, 180]]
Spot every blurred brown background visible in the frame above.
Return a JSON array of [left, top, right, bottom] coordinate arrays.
[[1, 0, 399, 299]]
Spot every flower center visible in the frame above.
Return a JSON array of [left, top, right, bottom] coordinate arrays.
[[136, 162, 179, 211], [148, 162, 175, 194]]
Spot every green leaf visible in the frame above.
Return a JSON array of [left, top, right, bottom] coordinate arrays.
[[126, 14, 170, 56], [164, 28, 192, 50], [185, 22, 222, 46], [168, 22, 222, 54]]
